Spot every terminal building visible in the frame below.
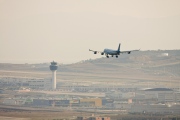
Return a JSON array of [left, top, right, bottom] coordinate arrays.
[[27, 78, 52, 89], [132, 88, 180, 105]]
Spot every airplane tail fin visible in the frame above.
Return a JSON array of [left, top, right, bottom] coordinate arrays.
[[118, 43, 121, 52]]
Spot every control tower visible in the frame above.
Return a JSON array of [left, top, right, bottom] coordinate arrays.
[[49, 61, 58, 89]]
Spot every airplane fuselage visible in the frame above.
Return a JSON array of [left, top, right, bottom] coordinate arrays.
[[89, 43, 139, 58], [104, 49, 119, 55]]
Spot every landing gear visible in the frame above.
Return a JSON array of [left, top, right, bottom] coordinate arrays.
[[111, 55, 113, 57], [106, 54, 109, 58], [116, 55, 118, 58]]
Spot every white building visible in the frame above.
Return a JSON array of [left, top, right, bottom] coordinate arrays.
[[3, 98, 17, 105], [27, 78, 52, 89], [137, 88, 174, 101], [158, 92, 175, 102], [175, 92, 180, 102], [0, 77, 52, 89]]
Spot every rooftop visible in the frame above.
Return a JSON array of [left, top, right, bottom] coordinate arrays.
[[144, 88, 173, 91]]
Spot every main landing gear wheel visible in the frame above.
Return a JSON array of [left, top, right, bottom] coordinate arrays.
[[116, 55, 118, 58], [106, 56, 109, 58]]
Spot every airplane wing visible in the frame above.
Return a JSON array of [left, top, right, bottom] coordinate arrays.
[[89, 49, 104, 55], [120, 49, 140, 54]]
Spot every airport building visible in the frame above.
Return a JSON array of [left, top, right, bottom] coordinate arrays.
[[175, 92, 180, 102], [27, 79, 52, 89], [106, 92, 135, 99], [0, 61, 58, 90], [29, 61, 58, 90], [0, 77, 52, 89], [3, 98, 33, 105], [136, 88, 174, 100], [80, 98, 102, 107], [158, 92, 175, 102], [77, 116, 111, 120], [32, 99, 80, 107]]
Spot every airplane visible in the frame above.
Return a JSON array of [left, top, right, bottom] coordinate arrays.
[[89, 43, 140, 58]]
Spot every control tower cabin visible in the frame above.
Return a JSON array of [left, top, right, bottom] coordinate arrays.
[[49, 61, 58, 90]]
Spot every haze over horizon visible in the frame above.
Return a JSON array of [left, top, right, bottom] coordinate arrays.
[[0, 0, 180, 64]]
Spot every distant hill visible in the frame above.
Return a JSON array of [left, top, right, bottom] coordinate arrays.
[[0, 50, 180, 88], [59, 50, 180, 76]]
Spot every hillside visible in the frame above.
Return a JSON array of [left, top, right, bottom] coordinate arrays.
[[59, 50, 180, 78], [0, 50, 180, 88]]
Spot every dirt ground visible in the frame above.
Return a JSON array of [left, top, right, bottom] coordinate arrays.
[[0, 108, 91, 120], [0, 116, 30, 120]]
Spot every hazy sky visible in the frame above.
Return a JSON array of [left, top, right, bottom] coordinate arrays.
[[0, 0, 180, 64]]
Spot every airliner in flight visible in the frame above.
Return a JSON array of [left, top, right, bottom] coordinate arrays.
[[89, 43, 140, 58]]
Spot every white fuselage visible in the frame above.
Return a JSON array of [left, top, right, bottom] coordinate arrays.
[[104, 49, 119, 55]]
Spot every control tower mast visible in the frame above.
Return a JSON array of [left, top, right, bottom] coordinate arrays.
[[49, 61, 58, 89]]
